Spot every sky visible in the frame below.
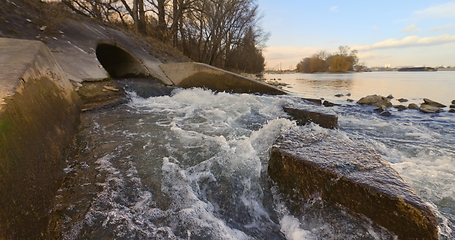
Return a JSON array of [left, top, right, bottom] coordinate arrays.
[[256, 0, 455, 69]]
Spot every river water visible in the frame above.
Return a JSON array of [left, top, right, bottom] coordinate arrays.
[[52, 72, 454, 239]]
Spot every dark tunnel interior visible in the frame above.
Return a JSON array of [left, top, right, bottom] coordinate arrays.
[[96, 43, 148, 78]]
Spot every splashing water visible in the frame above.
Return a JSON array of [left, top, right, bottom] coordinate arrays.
[[52, 85, 454, 239]]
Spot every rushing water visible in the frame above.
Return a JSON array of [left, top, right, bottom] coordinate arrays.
[[52, 72, 454, 239]]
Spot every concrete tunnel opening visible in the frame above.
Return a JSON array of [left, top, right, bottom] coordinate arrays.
[[96, 43, 150, 78]]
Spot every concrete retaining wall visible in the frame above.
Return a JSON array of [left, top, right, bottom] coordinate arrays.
[[0, 38, 80, 239], [160, 62, 287, 95]]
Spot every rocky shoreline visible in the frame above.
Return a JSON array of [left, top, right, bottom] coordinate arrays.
[[354, 94, 454, 115]]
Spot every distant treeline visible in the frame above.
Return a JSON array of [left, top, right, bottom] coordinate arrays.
[[51, 0, 267, 73], [296, 46, 361, 73]]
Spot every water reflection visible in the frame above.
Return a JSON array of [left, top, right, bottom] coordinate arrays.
[[266, 72, 455, 106]]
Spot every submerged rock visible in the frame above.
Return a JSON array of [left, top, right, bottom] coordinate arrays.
[[420, 104, 441, 113], [380, 111, 392, 117], [323, 100, 340, 107], [357, 94, 391, 107], [301, 98, 322, 105], [423, 98, 447, 108], [393, 105, 407, 111], [283, 107, 338, 129], [268, 129, 439, 240]]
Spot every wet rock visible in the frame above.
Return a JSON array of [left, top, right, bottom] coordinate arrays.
[[334, 93, 344, 97], [380, 111, 392, 117], [283, 107, 338, 129], [397, 98, 408, 103], [323, 100, 340, 107], [452, 100, 455, 104], [357, 95, 391, 108], [408, 103, 419, 109], [374, 106, 387, 113], [346, 93, 351, 96], [393, 105, 407, 111], [302, 98, 322, 105], [387, 94, 394, 99], [347, 99, 354, 102], [419, 104, 440, 113], [423, 98, 446, 108], [268, 129, 439, 240], [449, 109, 455, 113], [450, 104, 455, 109]]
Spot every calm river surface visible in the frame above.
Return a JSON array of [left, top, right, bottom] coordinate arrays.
[[52, 72, 454, 239]]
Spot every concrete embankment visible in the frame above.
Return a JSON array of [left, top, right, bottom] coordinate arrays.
[[160, 62, 286, 95], [0, 38, 80, 239]]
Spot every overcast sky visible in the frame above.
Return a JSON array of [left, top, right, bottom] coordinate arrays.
[[257, 0, 455, 69]]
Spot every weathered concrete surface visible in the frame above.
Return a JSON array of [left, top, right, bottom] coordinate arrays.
[[47, 19, 174, 84], [283, 107, 338, 129], [268, 129, 439, 240], [0, 38, 80, 239], [160, 62, 287, 95]]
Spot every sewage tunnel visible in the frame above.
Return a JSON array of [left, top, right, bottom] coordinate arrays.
[[96, 43, 150, 78]]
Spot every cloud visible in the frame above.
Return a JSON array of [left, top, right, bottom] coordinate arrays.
[[357, 52, 390, 60], [401, 24, 420, 33], [430, 23, 455, 32], [414, 2, 455, 19], [329, 6, 339, 12], [354, 34, 455, 51], [263, 46, 318, 69]]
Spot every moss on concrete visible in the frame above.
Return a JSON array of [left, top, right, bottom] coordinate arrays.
[[0, 76, 80, 239]]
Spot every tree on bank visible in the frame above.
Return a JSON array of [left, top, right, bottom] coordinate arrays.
[[59, 0, 267, 73], [296, 46, 359, 73]]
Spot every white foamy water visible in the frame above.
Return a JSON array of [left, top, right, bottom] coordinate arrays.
[[55, 72, 454, 239]]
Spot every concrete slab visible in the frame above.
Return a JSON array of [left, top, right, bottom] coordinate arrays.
[[47, 19, 172, 84], [0, 38, 80, 239], [160, 62, 287, 95]]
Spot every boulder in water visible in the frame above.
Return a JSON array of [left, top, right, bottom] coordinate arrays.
[[393, 105, 407, 111], [449, 109, 455, 113], [301, 98, 322, 105], [450, 104, 455, 109], [420, 104, 441, 113], [323, 100, 340, 107], [397, 98, 408, 103], [452, 100, 455, 104], [408, 103, 419, 109], [357, 95, 391, 107], [283, 107, 338, 129], [423, 98, 446, 108], [268, 129, 439, 240], [387, 94, 394, 99]]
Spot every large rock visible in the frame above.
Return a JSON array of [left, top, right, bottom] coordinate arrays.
[[283, 107, 338, 129], [268, 129, 439, 240], [357, 94, 391, 107], [423, 98, 446, 108], [420, 104, 441, 113]]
